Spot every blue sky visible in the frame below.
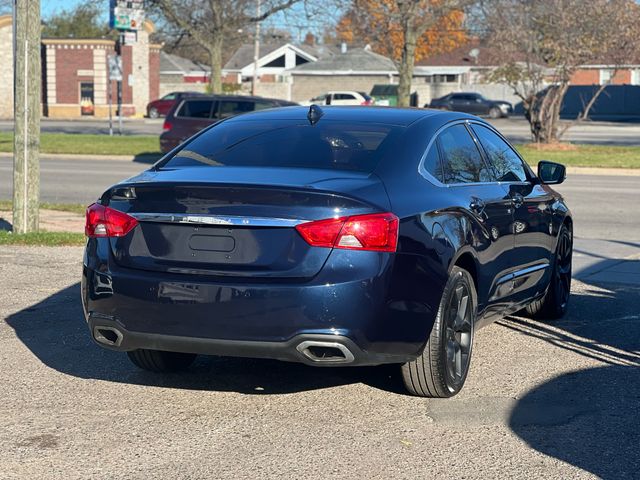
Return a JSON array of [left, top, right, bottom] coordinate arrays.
[[42, 0, 109, 18]]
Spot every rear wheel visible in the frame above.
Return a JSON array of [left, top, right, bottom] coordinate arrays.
[[525, 223, 572, 320], [127, 349, 197, 372], [401, 266, 476, 398]]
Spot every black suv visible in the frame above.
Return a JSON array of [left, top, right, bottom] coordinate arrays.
[[160, 95, 297, 153], [428, 92, 512, 118]]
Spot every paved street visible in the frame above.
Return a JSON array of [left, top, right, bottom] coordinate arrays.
[[0, 118, 163, 136], [2, 116, 640, 144], [0, 157, 639, 478]]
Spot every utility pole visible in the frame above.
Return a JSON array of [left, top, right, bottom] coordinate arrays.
[[13, 0, 41, 234], [251, 0, 261, 96]]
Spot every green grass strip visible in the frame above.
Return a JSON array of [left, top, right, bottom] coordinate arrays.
[[0, 231, 85, 246]]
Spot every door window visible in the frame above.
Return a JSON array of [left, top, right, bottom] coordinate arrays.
[[217, 100, 256, 119], [176, 100, 214, 118], [334, 93, 356, 100], [162, 93, 177, 100], [422, 144, 444, 182], [471, 124, 528, 182], [438, 124, 494, 184]]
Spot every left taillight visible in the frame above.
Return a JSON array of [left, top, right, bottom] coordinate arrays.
[[85, 203, 138, 238], [295, 212, 399, 252]]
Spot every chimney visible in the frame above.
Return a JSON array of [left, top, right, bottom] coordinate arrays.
[[341, 42, 347, 54]]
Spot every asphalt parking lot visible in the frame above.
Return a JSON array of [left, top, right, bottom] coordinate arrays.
[[1, 170, 639, 478]]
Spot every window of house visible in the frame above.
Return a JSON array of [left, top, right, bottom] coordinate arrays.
[[631, 70, 640, 86], [599, 69, 614, 84]]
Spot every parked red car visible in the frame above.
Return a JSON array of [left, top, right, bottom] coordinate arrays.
[[146, 91, 204, 118]]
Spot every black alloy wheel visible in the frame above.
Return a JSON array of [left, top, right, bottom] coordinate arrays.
[[401, 266, 476, 398], [525, 223, 572, 319]]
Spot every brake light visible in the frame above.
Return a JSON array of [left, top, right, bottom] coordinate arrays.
[[360, 99, 373, 106], [85, 203, 138, 238], [162, 119, 172, 131], [295, 213, 399, 252]]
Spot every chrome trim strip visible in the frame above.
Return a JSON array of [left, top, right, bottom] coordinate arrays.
[[129, 213, 309, 227], [495, 262, 550, 286]]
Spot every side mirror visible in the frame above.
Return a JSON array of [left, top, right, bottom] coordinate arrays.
[[537, 160, 566, 185]]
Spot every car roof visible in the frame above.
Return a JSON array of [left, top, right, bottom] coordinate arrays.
[[223, 105, 470, 127], [180, 94, 289, 102]]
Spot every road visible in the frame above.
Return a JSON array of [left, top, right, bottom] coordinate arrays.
[[2, 116, 640, 144], [0, 161, 639, 477], [0, 118, 163, 136]]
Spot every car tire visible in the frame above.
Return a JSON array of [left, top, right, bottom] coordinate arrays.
[[489, 107, 501, 119], [401, 266, 476, 398], [525, 223, 572, 320], [148, 107, 159, 119], [127, 349, 197, 372]]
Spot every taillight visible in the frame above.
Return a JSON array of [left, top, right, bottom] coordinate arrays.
[[85, 203, 138, 238], [295, 213, 399, 252], [162, 119, 172, 131], [360, 99, 373, 106]]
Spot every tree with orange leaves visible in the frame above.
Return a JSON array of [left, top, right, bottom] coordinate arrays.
[[336, 0, 469, 106]]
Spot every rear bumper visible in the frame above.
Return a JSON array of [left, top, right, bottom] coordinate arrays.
[[82, 241, 440, 366], [87, 315, 410, 366]]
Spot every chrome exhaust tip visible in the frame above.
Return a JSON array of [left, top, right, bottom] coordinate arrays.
[[296, 340, 355, 364], [93, 326, 124, 347]]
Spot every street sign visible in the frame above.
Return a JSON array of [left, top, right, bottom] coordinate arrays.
[[123, 30, 137, 45], [109, 0, 146, 31], [108, 55, 123, 82]]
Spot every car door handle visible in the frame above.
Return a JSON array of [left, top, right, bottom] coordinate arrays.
[[511, 193, 524, 209], [469, 197, 486, 215]]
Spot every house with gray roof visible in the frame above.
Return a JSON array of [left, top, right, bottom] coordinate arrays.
[[222, 43, 318, 83], [288, 45, 398, 103]]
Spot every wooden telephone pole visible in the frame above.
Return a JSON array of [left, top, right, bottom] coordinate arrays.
[[12, 0, 41, 234]]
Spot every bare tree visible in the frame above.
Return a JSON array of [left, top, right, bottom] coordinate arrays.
[[150, 0, 301, 93], [484, 0, 640, 143]]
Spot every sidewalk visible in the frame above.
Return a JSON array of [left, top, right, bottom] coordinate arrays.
[[573, 237, 640, 286], [0, 209, 84, 233]]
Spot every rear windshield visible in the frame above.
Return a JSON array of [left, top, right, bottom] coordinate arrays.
[[159, 119, 402, 173]]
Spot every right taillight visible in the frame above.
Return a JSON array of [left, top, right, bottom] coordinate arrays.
[[295, 212, 399, 252], [162, 119, 172, 131], [85, 203, 138, 238]]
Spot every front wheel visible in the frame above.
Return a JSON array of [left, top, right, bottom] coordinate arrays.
[[148, 107, 159, 119], [489, 107, 502, 119], [401, 266, 476, 398], [525, 223, 572, 319]]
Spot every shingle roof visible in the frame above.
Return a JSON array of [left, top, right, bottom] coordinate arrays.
[[160, 51, 209, 74], [416, 41, 502, 67], [291, 47, 396, 74]]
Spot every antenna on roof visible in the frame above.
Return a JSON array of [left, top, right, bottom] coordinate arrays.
[[307, 104, 323, 125]]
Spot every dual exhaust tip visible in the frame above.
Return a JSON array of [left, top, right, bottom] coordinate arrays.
[[296, 340, 355, 364], [93, 325, 355, 364]]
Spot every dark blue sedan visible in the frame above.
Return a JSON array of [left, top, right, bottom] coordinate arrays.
[[82, 106, 572, 397]]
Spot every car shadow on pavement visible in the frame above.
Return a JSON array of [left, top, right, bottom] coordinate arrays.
[[4, 283, 405, 395], [501, 279, 640, 479]]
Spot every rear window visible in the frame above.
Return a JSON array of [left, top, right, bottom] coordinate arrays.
[[159, 120, 401, 173], [176, 100, 214, 118]]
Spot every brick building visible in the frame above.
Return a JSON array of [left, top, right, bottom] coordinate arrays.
[[0, 14, 161, 119]]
